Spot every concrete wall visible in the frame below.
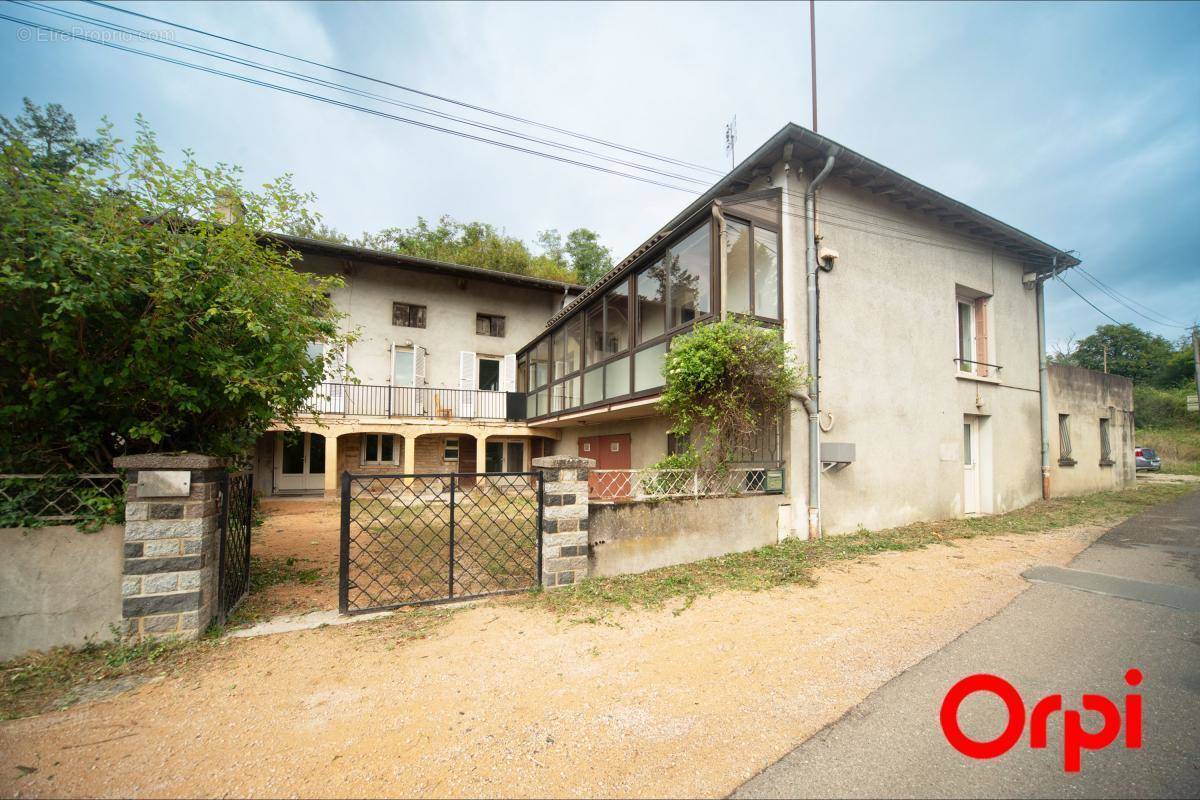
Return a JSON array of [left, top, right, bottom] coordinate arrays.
[[1048, 364, 1136, 494], [0, 524, 124, 659], [301, 254, 566, 387], [588, 494, 785, 577]]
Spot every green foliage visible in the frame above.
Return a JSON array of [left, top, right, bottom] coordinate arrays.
[[0, 113, 353, 471], [0, 475, 124, 532], [564, 227, 613, 284], [648, 451, 699, 471], [1136, 426, 1200, 475], [1133, 385, 1197, 429], [287, 214, 608, 286], [0, 97, 101, 175], [657, 319, 803, 469], [1058, 323, 1192, 388]]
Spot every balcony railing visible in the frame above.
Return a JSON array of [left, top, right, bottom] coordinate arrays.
[[305, 382, 523, 421]]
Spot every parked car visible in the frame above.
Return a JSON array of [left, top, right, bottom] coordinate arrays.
[[1135, 446, 1161, 471]]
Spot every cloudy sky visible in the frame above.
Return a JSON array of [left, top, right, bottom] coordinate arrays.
[[2, 0, 1197, 347]]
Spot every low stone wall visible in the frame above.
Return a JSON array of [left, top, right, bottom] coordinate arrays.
[[588, 494, 786, 578], [0, 524, 124, 660]]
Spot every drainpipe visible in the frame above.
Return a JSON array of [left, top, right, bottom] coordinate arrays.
[[713, 201, 728, 321], [804, 148, 837, 538], [1036, 258, 1054, 500]]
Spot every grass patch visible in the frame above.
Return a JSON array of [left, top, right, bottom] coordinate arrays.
[[1138, 425, 1200, 475], [248, 555, 324, 592], [0, 633, 207, 721], [525, 482, 1195, 617]]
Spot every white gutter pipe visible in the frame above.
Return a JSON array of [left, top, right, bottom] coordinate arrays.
[[804, 149, 837, 538]]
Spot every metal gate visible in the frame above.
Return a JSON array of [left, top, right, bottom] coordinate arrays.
[[216, 472, 254, 624], [339, 471, 543, 614]]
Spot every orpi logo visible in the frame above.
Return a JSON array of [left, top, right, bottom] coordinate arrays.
[[940, 670, 1143, 772]]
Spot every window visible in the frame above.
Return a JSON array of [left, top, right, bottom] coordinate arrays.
[[956, 295, 991, 376], [531, 338, 550, 388], [667, 431, 689, 456], [393, 348, 414, 387], [1058, 414, 1075, 466], [636, 264, 667, 343], [1099, 418, 1113, 465], [478, 357, 500, 391], [362, 434, 398, 465], [725, 219, 780, 320], [666, 225, 711, 328], [603, 281, 630, 357], [584, 304, 604, 365], [476, 313, 505, 337], [443, 437, 460, 462], [393, 302, 426, 328], [962, 423, 973, 466]]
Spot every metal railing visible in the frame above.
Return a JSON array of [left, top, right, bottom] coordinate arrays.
[[588, 467, 784, 501], [0, 473, 123, 527], [305, 382, 515, 421]]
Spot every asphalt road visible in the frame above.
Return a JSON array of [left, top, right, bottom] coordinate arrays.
[[734, 489, 1200, 799]]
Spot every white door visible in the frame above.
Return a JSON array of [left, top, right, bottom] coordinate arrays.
[[962, 416, 980, 515], [275, 432, 326, 493]]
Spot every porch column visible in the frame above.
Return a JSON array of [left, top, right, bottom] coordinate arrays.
[[402, 434, 416, 474], [477, 435, 489, 472], [323, 433, 339, 498]]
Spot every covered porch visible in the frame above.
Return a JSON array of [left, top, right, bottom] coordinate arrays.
[[254, 420, 560, 498]]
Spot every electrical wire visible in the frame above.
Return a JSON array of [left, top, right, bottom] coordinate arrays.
[[0, 11, 700, 194], [84, 0, 726, 176], [1075, 265, 1190, 328], [16, 0, 713, 187], [1056, 275, 1124, 326]]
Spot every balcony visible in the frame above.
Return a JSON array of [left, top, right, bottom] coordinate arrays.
[[305, 382, 525, 422]]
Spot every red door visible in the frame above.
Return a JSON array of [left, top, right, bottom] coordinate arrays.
[[580, 434, 631, 498]]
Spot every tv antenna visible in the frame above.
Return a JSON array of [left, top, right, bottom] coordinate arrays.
[[724, 115, 737, 169]]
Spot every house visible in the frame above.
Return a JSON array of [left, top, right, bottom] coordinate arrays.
[[251, 235, 583, 497], [514, 122, 1135, 539]]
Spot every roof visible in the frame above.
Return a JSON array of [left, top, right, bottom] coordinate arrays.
[[543, 122, 1079, 330], [271, 231, 586, 295]]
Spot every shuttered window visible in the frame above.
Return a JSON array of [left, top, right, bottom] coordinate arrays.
[[1099, 418, 1113, 465]]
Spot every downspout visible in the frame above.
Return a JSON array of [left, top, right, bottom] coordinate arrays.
[[804, 148, 837, 538], [1036, 257, 1055, 500], [713, 201, 727, 320]]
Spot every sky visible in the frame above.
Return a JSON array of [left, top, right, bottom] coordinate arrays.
[[1, 0, 1197, 349]]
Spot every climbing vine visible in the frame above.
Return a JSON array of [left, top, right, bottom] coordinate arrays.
[[656, 319, 804, 471]]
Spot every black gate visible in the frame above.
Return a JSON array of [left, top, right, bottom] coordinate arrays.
[[339, 471, 543, 614], [216, 472, 254, 624]]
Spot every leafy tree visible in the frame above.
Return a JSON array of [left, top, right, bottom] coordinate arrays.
[[1060, 324, 1177, 386], [0, 116, 352, 472], [564, 228, 613, 284], [657, 319, 803, 472], [0, 97, 102, 175]]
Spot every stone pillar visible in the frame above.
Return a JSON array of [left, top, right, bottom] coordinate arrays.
[[533, 455, 594, 588], [112, 454, 226, 640], [323, 433, 340, 498]]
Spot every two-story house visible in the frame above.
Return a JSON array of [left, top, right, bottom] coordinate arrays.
[[514, 123, 1134, 538], [251, 235, 582, 497]]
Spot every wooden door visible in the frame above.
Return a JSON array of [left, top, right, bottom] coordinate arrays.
[[580, 434, 631, 499]]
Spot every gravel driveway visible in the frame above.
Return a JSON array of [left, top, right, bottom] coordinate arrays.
[[0, 524, 1105, 798]]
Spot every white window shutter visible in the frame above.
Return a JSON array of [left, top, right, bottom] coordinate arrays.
[[502, 354, 517, 392], [459, 351, 476, 390], [413, 346, 427, 386]]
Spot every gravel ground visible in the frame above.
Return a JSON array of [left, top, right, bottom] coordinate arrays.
[[0, 524, 1105, 798]]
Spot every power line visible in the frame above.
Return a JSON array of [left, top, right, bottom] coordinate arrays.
[[17, 1, 713, 187], [1056, 275, 1124, 326], [1075, 265, 1190, 328], [85, 0, 726, 177], [0, 11, 700, 194]]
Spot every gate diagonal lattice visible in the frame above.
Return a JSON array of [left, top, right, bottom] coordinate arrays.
[[340, 471, 543, 614], [217, 472, 254, 624]]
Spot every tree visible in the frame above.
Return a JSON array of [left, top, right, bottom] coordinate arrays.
[[564, 228, 613, 284], [0, 115, 352, 472], [1061, 324, 1176, 386], [0, 97, 102, 175]]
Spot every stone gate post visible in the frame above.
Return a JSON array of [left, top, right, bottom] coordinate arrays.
[[112, 454, 227, 640], [533, 455, 594, 588]]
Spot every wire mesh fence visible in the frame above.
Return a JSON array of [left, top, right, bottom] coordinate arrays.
[[216, 472, 254, 624], [588, 467, 783, 501], [0, 473, 124, 529], [340, 472, 542, 613]]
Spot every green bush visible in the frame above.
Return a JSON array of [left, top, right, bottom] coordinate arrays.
[[1133, 386, 1196, 429]]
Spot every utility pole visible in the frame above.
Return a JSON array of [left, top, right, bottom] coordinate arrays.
[[1102, 344, 1108, 373], [1192, 324, 1200, 411], [810, 0, 818, 132]]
